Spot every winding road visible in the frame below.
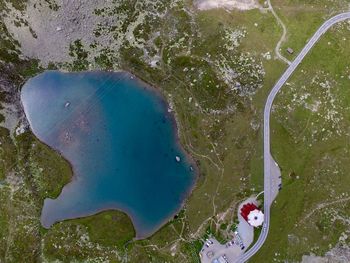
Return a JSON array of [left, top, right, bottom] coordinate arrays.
[[237, 12, 350, 263]]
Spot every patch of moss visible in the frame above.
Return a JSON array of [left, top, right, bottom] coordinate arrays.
[[68, 39, 89, 71], [42, 210, 134, 262], [70, 210, 135, 248]]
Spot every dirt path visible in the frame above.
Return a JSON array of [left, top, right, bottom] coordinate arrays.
[[267, 0, 291, 65], [301, 196, 350, 222]]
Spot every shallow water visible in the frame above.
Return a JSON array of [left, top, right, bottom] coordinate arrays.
[[21, 71, 196, 238]]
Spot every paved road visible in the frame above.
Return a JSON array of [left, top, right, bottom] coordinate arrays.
[[237, 12, 350, 263]]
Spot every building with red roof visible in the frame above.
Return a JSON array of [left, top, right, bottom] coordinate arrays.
[[240, 203, 264, 227]]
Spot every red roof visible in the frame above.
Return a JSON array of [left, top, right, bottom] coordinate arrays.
[[240, 203, 258, 221]]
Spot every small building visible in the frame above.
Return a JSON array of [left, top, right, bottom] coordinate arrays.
[[287, 47, 294, 54], [240, 203, 264, 227], [247, 209, 264, 227]]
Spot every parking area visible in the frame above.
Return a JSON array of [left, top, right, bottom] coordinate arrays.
[[199, 197, 259, 263], [199, 235, 244, 263]]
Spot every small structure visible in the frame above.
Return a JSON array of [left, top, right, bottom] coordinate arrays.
[[240, 203, 264, 227], [286, 47, 294, 54], [247, 209, 264, 227]]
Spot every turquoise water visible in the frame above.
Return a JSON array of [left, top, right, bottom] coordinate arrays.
[[21, 71, 196, 238]]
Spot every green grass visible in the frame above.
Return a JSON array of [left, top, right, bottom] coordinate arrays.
[[42, 210, 135, 259], [68, 39, 89, 71], [0, 128, 16, 180], [0, 20, 21, 63], [271, 0, 348, 60], [15, 131, 72, 201], [42, 213, 130, 262], [3, 0, 337, 262], [251, 19, 350, 262]]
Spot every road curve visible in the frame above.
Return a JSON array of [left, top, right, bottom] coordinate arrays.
[[237, 12, 350, 263]]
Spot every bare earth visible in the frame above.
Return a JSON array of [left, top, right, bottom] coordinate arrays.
[[195, 0, 259, 10], [302, 245, 350, 263]]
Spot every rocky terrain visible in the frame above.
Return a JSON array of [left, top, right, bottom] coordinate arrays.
[[1, 0, 350, 262], [195, 0, 259, 11]]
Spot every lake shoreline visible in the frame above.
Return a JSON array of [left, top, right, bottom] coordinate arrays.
[[21, 69, 199, 239]]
